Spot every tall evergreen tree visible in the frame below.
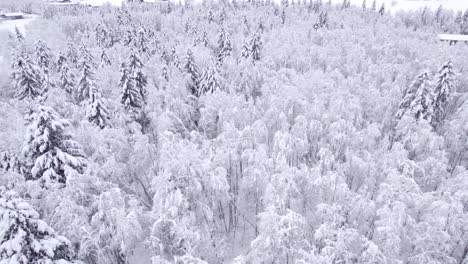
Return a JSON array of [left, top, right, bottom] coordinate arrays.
[[34, 40, 55, 95], [135, 26, 149, 55], [10, 49, 43, 101], [21, 105, 86, 186], [0, 191, 78, 264], [66, 42, 79, 65], [0, 151, 22, 174], [378, 3, 385, 15], [76, 44, 96, 102], [34, 40, 53, 73], [396, 71, 435, 123], [217, 27, 232, 62], [119, 51, 148, 109], [198, 61, 222, 96], [85, 86, 110, 128], [184, 49, 201, 97], [250, 31, 263, 62], [432, 61, 455, 126], [59, 61, 75, 95]]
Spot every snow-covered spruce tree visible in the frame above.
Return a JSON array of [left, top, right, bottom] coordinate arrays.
[[408, 72, 434, 122], [76, 44, 96, 102], [396, 71, 433, 121], [119, 50, 148, 109], [10, 49, 44, 101], [135, 26, 149, 55], [66, 42, 79, 66], [184, 49, 201, 97], [198, 61, 222, 96], [432, 61, 455, 127], [84, 86, 110, 129], [202, 31, 209, 47], [34, 40, 53, 73], [378, 3, 385, 15], [319, 11, 328, 28], [219, 8, 227, 24], [21, 105, 86, 186], [371, 0, 376, 11], [217, 27, 232, 62], [34, 40, 55, 96], [58, 57, 76, 94], [281, 9, 286, 25], [249, 31, 262, 62], [95, 23, 109, 48], [0, 191, 78, 264], [0, 151, 22, 174], [241, 41, 250, 60], [100, 50, 111, 67], [208, 8, 214, 23]]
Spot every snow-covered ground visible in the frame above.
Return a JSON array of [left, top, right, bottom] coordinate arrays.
[[0, 15, 38, 34]]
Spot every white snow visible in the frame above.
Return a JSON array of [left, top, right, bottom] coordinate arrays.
[[0, 14, 38, 34], [340, 0, 468, 12], [438, 34, 468, 41]]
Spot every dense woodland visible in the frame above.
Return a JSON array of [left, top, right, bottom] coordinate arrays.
[[0, 0, 468, 263]]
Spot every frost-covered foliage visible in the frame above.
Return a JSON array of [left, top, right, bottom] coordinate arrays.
[[0, 191, 79, 264], [21, 106, 86, 186], [0, 1, 467, 264]]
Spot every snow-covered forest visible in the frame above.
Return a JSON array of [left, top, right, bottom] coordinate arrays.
[[0, 0, 468, 263]]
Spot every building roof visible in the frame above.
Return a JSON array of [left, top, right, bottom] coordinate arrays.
[[438, 34, 468, 42]]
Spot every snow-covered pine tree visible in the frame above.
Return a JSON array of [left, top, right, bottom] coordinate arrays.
[[100, 49, 111, 67], [219, 8, 227, 24], [202, 31, 209, 47], [435, 5, 443, 24], [76, 44, 96, 102], [21, 105, 86, 186], [162, 65, 169, 82], [66, 42, 79, 66], [198, 61, 222, 96], [208, 9, 214, 23], [119, 50, 148, 109], [378, 3, 385, 15], [341, 0, 347, 10], [95, 23, 109, 48], [34, 40, 55, 96], [432, 61, 455, 127], [319, 11, 328, 28], [85, 86, 110, 129], [250, 31, 262, 62], [371, 0, 376, 11], [241, 41, 250, 60], [396, 71, 431, 121], [135, 26, 149, 55], [409, 72, 434, 122], [34, 40, 53, 73], [0, 151, 22, 173], [57, 55, 75, 94], [281, 9, 286, 25], [10, 49, 44, 101], [0, 191, 79, 264], [14, 26, 25, 44], [217, 27, 232, 62], [184, 49, 201, 97], [362, 0, 366, 10]]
